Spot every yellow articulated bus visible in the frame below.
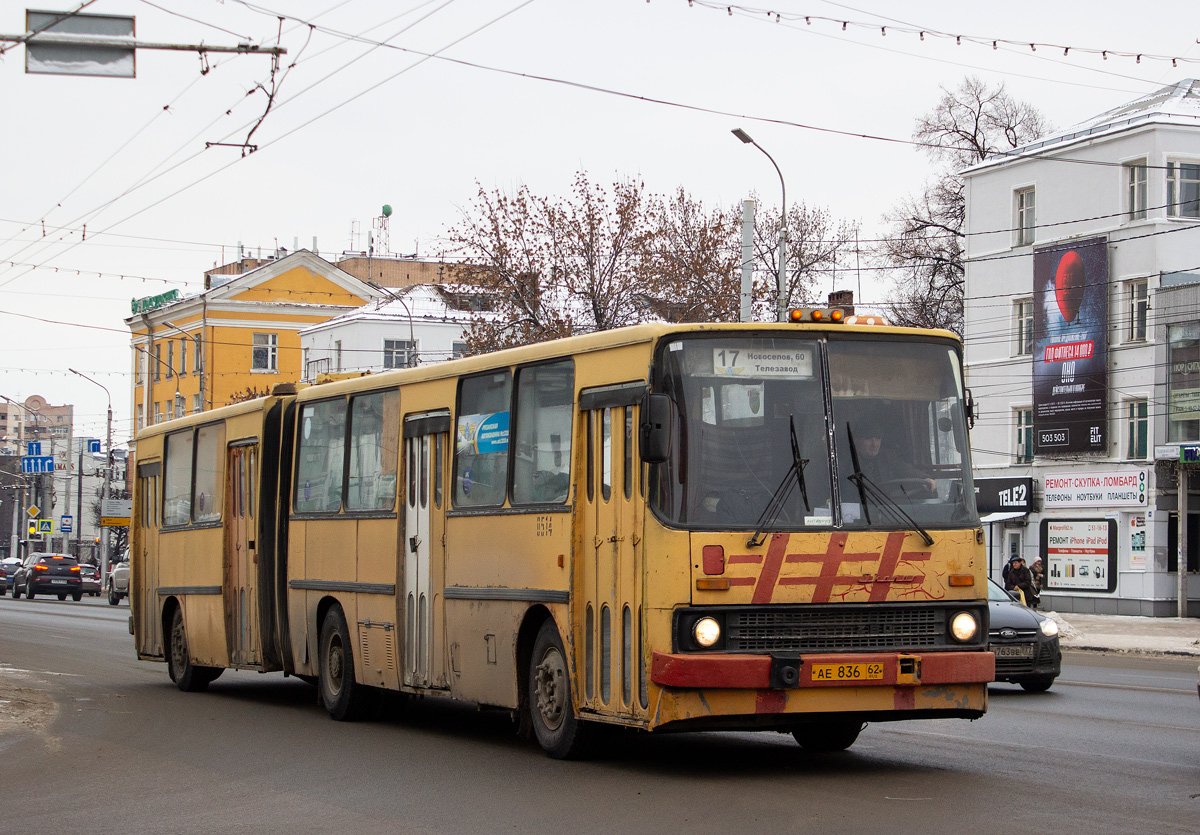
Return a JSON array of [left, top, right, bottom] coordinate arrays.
[[130, 313, 993, 758]]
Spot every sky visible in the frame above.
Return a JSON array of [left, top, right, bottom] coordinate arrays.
[[1, 0, 1196, 446]]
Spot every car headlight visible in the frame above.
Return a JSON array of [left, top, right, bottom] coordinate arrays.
[[692, 616, 721, 648], [949, 611, 979, 642], [1039, 618, 1059, 638]]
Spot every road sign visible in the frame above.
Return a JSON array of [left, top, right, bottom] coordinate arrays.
[[21, 455, 54, 473], [27, 505, 39, 518], [60, 515, 73, 533], [88, 439, 101, 453], [26, 441, 41, 456], [38, 520, 52, 534], [101, 497, 132, 527]]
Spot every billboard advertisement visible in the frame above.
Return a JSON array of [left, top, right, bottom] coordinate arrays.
[[1032, 236, 1108, 454], [1040, 518, 1118, 593]]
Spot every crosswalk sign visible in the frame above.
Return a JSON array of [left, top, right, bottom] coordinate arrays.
[[38, 520, 52, 534]]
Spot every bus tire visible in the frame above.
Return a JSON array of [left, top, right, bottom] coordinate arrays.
[[168, 607, 221, 692], [792, 719, 864, 752], [528, 619, 589, 759], [318, 606, 375, 721]]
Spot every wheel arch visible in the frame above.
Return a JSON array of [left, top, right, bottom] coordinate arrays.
[[515, 604, 555, 735]]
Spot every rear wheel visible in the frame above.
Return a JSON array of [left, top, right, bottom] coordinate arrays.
[[528, 619, 590, 759], [318, 606, 377, 721], [26, 586, 34, 599], [57, 593, 66, 601], [792, 719, 864, 752], [167, 607, 222, 692], [107, 584, 119, 605], [71, 592, 83, 602]]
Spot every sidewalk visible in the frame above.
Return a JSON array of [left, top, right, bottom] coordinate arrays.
[[1048, 611, 1200, 657]]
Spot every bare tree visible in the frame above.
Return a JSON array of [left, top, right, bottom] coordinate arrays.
[[879, 76, 1051, 333], [754, 201, 862, 316]]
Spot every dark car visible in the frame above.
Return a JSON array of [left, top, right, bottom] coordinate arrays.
[[10, 553, 84, 601], [2, 557, 20, 590], [987, 578, 1061, 692]]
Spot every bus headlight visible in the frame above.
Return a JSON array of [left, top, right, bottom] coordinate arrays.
[[949, 611, 979, 642], [692, 617, 721, 648]]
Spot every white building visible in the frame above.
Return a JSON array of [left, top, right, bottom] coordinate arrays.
[[963, 79, 1200, 616], [299, 285, 485, 380]]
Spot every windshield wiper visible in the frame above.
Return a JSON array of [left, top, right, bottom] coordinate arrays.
[[747, 416, 811, 547], [845, 424, 934, 547]]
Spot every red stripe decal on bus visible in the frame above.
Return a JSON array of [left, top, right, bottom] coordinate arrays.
[[755, 689, 787, 713], [751, 533, 789, 604]]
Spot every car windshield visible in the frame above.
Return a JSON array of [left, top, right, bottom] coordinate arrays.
[[648, 333, 978, 532], [988, 579, 1017, 602]]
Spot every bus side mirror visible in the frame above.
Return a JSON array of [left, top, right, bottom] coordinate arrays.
[[639, 393, 672, 464], [964, 388, 976, 429]]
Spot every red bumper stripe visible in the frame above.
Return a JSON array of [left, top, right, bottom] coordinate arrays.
[[651, 650, 995, 689]]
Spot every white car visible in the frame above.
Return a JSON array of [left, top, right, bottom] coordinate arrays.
[[106, 556, 130, 605]]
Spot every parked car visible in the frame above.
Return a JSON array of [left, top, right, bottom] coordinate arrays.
[[106, 556, 130, 605], [10, 553, 84, 601], [77, 562, 102, 596], [2, 557, 20, 590], [987, 578, 1061, 692]]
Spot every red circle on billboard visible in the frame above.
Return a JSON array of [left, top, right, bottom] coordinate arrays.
[[1054, 250, 1085, 323]]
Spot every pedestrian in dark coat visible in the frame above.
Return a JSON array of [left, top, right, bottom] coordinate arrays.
[[1005, 556, 1037, 607]]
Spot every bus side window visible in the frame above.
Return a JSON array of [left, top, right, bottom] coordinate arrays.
[[295, 399, 347, 513], [454, 372, 512, 508], [511, 360, 574, 505], [347, 391, 399, 511]]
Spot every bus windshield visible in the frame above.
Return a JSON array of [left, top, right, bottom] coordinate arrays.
[[649, 333, 977, 532]]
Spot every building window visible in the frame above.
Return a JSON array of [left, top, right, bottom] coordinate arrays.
[[1013, 298, 1034, 356], [252, 333, 278, 371], [1168, 323, 1200, 442], [194, 336, 202, 372], [1015, 187, 1036, 246], [1127, 279, 1148, 342], [153, 403, 163, 425], [154, 344, 162, 381], [1015, 408, 1033, 463], [135, 350, 144, 385], [334, 340, 342, 372], [136, 404, 144, 430], [1126, 400, 1148, 460], [1126, 161, 1147, 220], [166, 340, 174, 378], [192, 394, 202, 415], [1167, 162, 1200, 218], [178, 338, 187, 376], [383, 338, 416, 369], [452, 341, 468, 359]]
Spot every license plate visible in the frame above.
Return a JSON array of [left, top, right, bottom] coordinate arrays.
[[811, 662, 885, 682], [51, 579, 67, 584], [994, 644, 1034, 658]]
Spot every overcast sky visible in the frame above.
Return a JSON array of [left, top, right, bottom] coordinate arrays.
[[1, 0, 1194, 444]]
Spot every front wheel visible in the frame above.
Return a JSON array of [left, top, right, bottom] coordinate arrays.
[[318, 606, 378, 721], [26, 586, 34, 599], [167, 607, 222, 692], [1018, 675, 1056, 693], [107, 584, 119, 605], [792, 719, 864, 752], [528, 619, 590, 759]]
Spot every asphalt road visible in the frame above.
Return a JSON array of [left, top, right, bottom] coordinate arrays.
[[1, 595, 1197, 835]]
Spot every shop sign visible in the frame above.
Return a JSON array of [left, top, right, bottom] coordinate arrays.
[[1043, 469, 1147, 508], [1040, 518, 1118, 593]]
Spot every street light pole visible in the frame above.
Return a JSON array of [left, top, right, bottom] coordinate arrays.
[[69, 369, 113, 577], [732, 128, 788, 322]]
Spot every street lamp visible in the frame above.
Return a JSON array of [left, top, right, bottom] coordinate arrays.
[[732, 127, 788, 322], [69, 369, 113, 577]]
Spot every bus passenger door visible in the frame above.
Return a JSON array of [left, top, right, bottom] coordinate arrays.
[[224, 442, 260, 667], [403, 417, 449, 689], [578, 395, 643, 718], [134, 461, 163, 657]]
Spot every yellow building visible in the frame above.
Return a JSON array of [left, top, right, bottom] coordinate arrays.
[[127, 250, 383, 432]]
